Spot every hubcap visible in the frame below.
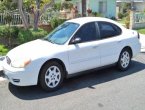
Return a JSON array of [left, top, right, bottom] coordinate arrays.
[[45, 66, 61, 88], [120, 51, 130, 68]]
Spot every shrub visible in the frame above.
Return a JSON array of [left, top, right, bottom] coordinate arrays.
[[61, 1, 73, 10], [53, 3, 61, 11], [92, 12, 103, 17], [4, 12, 13, 26], [0, 26, 48, 47], [0, 26, 48, 55], [0, 26, 19, 47], [110, 17, 116, 20], [118, 12, 124, 19], [0, 26, 19, 38], [50, 18, 65, 29], [0, 45, 9, 55], [18, 28, 48, 44], [92, 12, 97, 16]]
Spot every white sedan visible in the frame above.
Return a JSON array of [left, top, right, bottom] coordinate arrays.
[[3, 17, 141, 91]]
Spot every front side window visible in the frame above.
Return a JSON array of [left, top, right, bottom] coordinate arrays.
[[44, 22, 79, 45], [98, 22, 122, 39], [73, 22, 98, 43]]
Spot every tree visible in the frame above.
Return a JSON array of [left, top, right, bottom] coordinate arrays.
[[1, 0, 54, 30], [24, 0, 55, 31], [0, 0, 17, 12], [18, 0, 29, 29]]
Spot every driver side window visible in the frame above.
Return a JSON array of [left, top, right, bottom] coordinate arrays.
[[74, 22, 98, 43]]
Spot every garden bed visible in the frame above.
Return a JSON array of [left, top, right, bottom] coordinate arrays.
[[0, 26, 49, 55]]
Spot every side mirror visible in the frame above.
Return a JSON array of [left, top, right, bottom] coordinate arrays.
[[70, 37, 81, 44]]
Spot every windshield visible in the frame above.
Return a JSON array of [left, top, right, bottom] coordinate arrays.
[[44, 22, 79, 45]]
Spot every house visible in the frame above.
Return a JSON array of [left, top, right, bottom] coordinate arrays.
[[55, 0, 116, 18], [117, 0, 145, 12]]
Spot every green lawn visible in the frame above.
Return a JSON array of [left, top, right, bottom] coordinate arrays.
[[136, 28, 145, 34]]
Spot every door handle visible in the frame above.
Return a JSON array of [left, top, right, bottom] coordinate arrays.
[[118, 40, 122, 43], [92, 46, 99, 49]]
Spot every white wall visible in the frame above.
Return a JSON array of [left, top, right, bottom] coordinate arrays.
[[135, 2, 145, 11]]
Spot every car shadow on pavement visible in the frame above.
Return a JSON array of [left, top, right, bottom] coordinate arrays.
[[9, 60, 145, 100]]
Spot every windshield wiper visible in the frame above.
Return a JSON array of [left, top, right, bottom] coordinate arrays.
[[48, 39, 55, 44], [43, 38, 54, 44]]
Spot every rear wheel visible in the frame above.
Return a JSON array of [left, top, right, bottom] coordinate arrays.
[[117, 49, 131, 71], [39, 61, 64, 91]]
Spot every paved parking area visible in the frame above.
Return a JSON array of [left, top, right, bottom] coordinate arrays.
[[0, 53, 145, 110]]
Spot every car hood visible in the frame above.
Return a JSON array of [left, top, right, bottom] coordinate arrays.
[[7, 39, 61, 61]]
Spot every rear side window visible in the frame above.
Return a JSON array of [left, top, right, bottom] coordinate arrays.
[[98, 21, 122, 39]]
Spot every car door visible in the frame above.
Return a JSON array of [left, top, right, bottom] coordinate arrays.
[[68, 22, 101, 74], [97, 21, 123, 66]]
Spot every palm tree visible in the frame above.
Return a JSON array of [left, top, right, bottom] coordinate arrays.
[[82, 0, 86, 16]]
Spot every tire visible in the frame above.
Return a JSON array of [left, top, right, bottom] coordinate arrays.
[[117, 49, 131, 71], [39, 61, 65, 92]]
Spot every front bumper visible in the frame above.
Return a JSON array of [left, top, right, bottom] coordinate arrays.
[[2, 59, 38, 86]]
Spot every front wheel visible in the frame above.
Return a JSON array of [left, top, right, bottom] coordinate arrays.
[[39, 61, 64, 91], [117, 49, 131, 71]]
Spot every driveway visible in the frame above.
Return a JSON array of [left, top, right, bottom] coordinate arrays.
[[0, 53, 145, 110]]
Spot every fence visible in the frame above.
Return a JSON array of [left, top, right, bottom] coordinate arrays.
[[0, 11, 30, 25], [130, 11, 145, 29], [0, 10, 59, 25], [134, 12, 145, 23], [40, 10, 60, 24], [0, 9, 76, 26]]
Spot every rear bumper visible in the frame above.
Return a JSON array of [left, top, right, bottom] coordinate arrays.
[[132, 42, 141, 57], [141, 47, 145, 52]]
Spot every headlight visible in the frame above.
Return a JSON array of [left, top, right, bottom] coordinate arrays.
[[11, 58, 31, 68]]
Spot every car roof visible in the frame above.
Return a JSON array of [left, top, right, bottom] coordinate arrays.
[[66, 17, 124, 28]]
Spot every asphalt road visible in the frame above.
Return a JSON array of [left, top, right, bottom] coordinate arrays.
[[0, 53, 145, 110]]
